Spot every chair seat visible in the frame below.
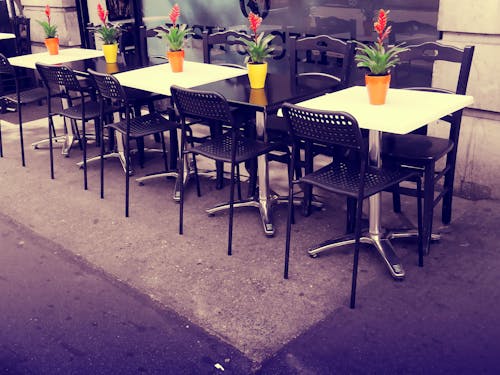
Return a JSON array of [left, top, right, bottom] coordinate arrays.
[[188, 133, 278, 163], [300, 160, 419, 198], [2, 87, 46, 105], [106, 112, 177, 138], [382, 133, 454, 164]]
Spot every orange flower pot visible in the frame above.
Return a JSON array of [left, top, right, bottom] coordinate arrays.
[[167, 50, 185, 73], [365, 74, 391, 105], [44, 37, 59, 55]]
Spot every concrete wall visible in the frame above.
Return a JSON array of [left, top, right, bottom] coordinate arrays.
[[21, 0, 80, 52], [434, 0, 500, 199]]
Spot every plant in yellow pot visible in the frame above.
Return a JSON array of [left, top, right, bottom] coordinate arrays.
[[96, 3, 121, 64], [37, 4, 59, 55], [156, 4, 193, 73], [354, 9, 409, 105], [240, 12, 275, 89]]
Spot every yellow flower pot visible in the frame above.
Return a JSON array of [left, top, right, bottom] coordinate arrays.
[[247, 62, 268, 89], [102, 43, 118, 64]]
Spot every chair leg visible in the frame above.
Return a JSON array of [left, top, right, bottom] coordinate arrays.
[[48, 115, 55, 179], [192, 154, 201, 197], [284, 181, 295, 279], [416, 177, 423, 267], [160, 131, 168, 173], [82, 120, 88, 190], [442, 161, 457, 225], [422, 164, 435, 255], [236, 164, 242, 201], [392, 185, 402, 213], [136, 137, 145, 168], [100, 124, 105, 199], [125, 136, 130, 217], [179, 152, 186, 235], [345, 197, 356, 234], [17, 102, 25, 167], [94, 119, 101, 148], [227, 162, 236, 256], [350, 198, 363, 309]]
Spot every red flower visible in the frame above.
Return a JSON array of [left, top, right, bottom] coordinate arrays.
[[97, 3, 108, 24], [169, 4, 180, 25], [44, 4, 50, 22], [248, 12, 262, 35], [373, 9, 391, 45]]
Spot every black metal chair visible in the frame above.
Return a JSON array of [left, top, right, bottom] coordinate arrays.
[[0, 53, 46, 166], [200, 29, 258, 190], [282, 103, 423, 308], [87, 69, 178, 217], [171, 85, 285, 256], [268, 34, 356, 213], [35, 62, 118, 189], [382, 42, 475, 255]]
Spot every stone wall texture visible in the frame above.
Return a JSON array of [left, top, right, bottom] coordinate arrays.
[[435, 0, 500, 199]]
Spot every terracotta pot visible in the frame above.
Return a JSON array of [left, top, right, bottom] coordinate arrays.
[[365, 74, 391, 105], [247, 62, 268, 89], [167, 50, 185, 73], [102, 43, 118, 64], [44, 37, 59, 55]]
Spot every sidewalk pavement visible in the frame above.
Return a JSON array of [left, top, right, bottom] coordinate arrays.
[[1, 105, 500, 373]]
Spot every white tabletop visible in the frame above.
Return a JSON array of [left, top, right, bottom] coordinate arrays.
[[113, 61, 247, 96], [8, 48, 104, 69], [0, 33, 15, 40], [291, 86, 474, 135]]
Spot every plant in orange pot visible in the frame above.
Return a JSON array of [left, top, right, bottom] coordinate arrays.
[[240, 12, 275, 89], [96, 3, 121, 64], [156, 4, 193, 73], [354, 9, 409, 105], [37, 4, 59, 55]]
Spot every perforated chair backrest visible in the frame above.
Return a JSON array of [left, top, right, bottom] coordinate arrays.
[[87, 68, 127, 103], [282, 103, 365, 154], [35, 62, 83, 95], [171, 85, 233, 127], [202, 29, 252, 66], [289, 34, 355, 89], [394, 41, 474, 95]]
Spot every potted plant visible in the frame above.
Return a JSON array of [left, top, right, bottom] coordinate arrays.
[[156, 3, 193, 73], [37, 4, 59, 55], [354, 9, 409, 105], [240, 12, 275, 89], [96, 3, 121, 64]]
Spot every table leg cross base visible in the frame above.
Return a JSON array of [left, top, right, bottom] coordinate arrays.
[[307, 231, 406, 279]]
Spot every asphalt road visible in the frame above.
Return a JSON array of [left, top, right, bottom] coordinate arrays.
[[0, 213, 253, 374]]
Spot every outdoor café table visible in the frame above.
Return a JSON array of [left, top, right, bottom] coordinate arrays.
[[114, 62, 335, 236], [8, 48, 105, 155], [187, 71, 336, 236], [288, 86, 473, 278], [0, 33, 15, 40]]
